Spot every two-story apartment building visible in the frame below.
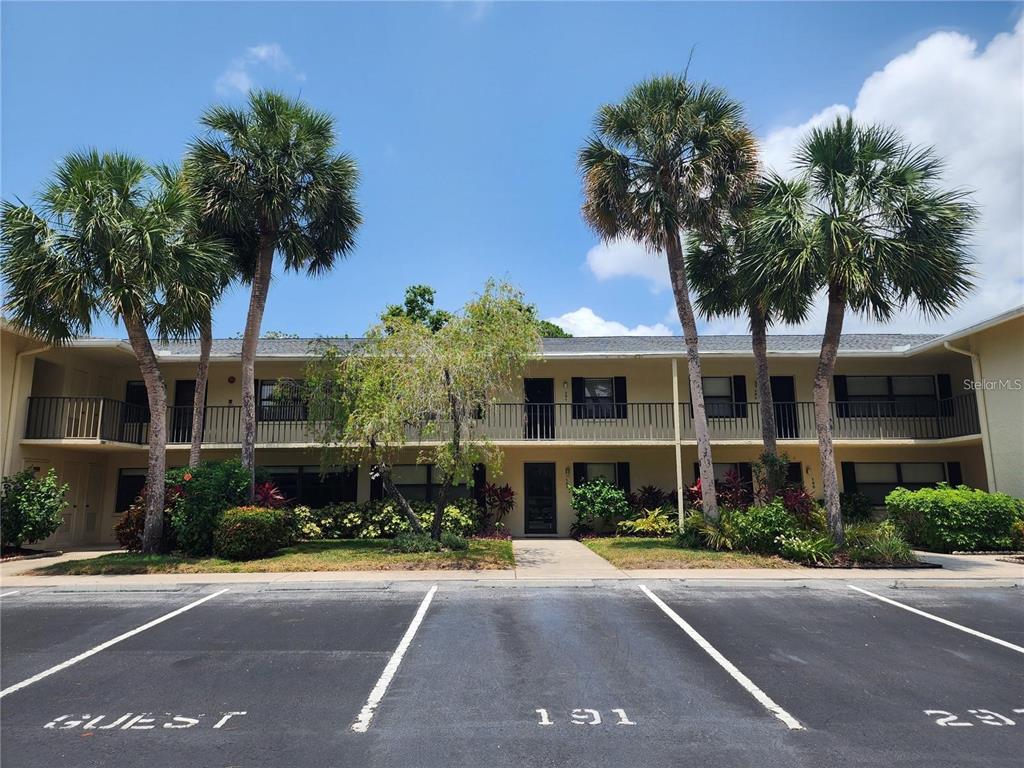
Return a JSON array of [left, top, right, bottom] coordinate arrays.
[[2, 306, 1021, 546]]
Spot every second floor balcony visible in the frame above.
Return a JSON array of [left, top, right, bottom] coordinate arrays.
[[22, 394, 983, 446]]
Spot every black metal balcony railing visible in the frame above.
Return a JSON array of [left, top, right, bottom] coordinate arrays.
[[23, 394, 982, 445]]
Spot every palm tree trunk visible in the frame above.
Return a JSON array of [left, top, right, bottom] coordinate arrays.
[[124, 313, 168, 554], [188, 313, 212, 468], [750, 305, 778, 458], [665, 231, 719, 520], [814, 287, 847, 546], [240, 239, 274, 500]]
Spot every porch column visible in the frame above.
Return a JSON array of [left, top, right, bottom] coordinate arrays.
[[672, 357, 684, 525]]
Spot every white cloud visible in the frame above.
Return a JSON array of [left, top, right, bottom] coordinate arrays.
[[547, 307, 672, 337], [215, 43, 305, 96], [585, 238, 670, 292], [760, 20, 1024, 333]]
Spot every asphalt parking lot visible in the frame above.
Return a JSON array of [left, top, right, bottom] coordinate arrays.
[[1, 582, 1021, 768]]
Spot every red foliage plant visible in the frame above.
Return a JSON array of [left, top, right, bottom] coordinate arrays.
[[254, 481, 287, 509]]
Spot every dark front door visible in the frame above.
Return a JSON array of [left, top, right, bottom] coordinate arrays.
[[771, 376, 798, 439], [171, 380, 197, 444], [523, 378, 554, 439], [524, 462, 557, 534]]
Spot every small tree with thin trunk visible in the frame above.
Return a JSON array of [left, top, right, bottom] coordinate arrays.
[[741, 118, 976, 545], [579, 75, 759, 521], [186, 90, 361, 499], [1, 153, 229, 552], [307, 281, 541, 540], [686, 181, 813, 474]]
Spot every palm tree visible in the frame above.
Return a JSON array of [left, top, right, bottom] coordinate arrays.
[[579, 75, 758, 520], [186, 90, 362, 498], [741, 117, 976, 544], [1, 152, 229, 552], [686, 181, 813, 462]]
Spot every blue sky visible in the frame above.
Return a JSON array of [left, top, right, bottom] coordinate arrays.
[[3, 1, 1022, 339]]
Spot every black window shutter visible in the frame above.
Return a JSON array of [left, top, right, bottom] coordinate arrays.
[[834, 376, 849, 417], [840, 462, 857, 493], [936, 374, 953, 417], [342, 466, 359, 502], [946, 461, 963, 487], [370, 469, 383, 500], [786, 462, 803, 485], [572, 462, 587, 486], [732, 375, 748, 418], [254, 379, 261, 421], [937, 374, 953, 399], [614, 377, 627, 419], [737, 463, 753, 487], [571, 377, 585, 419], [692, 463, 700, 484], [616, 462, 630, 494], [472, 463, 487, 506]]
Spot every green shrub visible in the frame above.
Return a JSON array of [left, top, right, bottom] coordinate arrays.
[[840, 492, 874, 523], [775, 533, 835, 565], [114, 484, 178, 552], [845, 520, 915, 564], [391, 532, 442, 553], [570, 479, 631, 533], [617, 508, 677, 538], [728, 501, 800, 554], [1012, 518, 1024, 551], [213, 506, 291, 560], [674, 512, 707, 549], [886, 484, 1023, 552], [1, 469, 68, 548], [440, 531, 469, 551], [170, 460, 250, 556], [290, 498, 479, 540]]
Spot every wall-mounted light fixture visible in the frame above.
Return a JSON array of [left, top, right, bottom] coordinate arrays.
[[228, 376, 236, 384]]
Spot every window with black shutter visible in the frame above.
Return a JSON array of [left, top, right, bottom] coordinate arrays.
[[571, 376, 627, 420]]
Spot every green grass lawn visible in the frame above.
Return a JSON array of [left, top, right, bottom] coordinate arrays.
[[584, 537, 799, 569], [33, 539, 515, 575]]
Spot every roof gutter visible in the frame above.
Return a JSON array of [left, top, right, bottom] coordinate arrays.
[[944, 341, 996, 491]]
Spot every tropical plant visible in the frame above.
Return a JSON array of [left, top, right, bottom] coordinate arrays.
[[616, 508, 677, 538], [307, 281, 539, 539], [742, 117, 976, 545], [687, 187, 813, 460], [579, 75, 758, 521], [482, 483, 515, 531], [169, 460, 250, 556], [630, 485, 669, 513], [0, 469, 68, 548], [254, 481, 287, 509], [213, 506, 291, 560], [1, 153, 229, 552], [186, 90, 362, 499], [775, 533, 835, 566]]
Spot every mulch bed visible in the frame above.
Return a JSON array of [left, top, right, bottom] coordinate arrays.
[[1, 546, 63, 562], [815, 553, 942, 570]]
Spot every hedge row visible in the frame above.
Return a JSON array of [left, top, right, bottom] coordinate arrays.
[[291, 499, 480, 540], [886, 484, 1024, 552]]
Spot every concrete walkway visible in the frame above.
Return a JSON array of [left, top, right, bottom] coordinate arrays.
[[511, 538, 623, 579]]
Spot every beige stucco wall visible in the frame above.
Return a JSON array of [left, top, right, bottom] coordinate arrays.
[[964, 316, 1024, 498]]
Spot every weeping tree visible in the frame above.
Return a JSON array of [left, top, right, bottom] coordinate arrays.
[[1, 153, 230, 552], [741, 117, 976, 544], [186, 90, 362, 499], [307, 281, 541, 540], [686, 180, 813, 465], [579, 75, 759, 521]]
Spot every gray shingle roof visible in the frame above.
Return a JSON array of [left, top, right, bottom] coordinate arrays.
[[151, 333, 940, 358]]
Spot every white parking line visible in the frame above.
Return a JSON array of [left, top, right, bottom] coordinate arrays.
[[351, 584, 437, 733], [639, 585, 803, 730], [0, 588, 230, 699], [848, 585, 1024, 655], [1, 591, 21, 598]]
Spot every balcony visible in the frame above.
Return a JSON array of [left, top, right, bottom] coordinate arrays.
[[23, 394, 982, 446]]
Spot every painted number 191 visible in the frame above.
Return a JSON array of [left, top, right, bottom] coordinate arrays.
[[535, 708, 635, 726]]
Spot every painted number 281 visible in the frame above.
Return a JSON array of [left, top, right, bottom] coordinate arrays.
[[535, 708, 636, 726]]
